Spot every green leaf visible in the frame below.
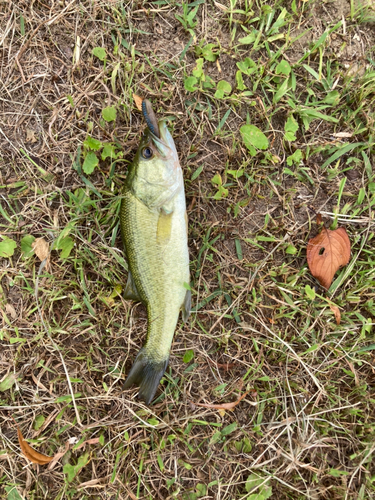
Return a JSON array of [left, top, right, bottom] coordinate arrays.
[[284, 115, 298, 141], [274, 77, 290, 103], [92, 47, 106, 61], [245, 473, 264, 492], [236, 57, 257, 75], [183, 349, 194, 363], [211, 173, 222, 186], [192, 58, 204, 78], [0, 373, 17, 392], [303, 343, 320, 354], [5, 485, 23, 500], [236, 70, 246, 90], [201, 43, 218, 62], [83, 136, 102, 151], [240, 125, 269, 151], [329, 468, 349, 477], [202, 75, 215, 89], [66, 95, 74, 107], [213, 186, 228, 200], [147, 418, 159, 426], [209, 431, 222, 445], [221, 422, 237, 436], [191, 165, 203, 181], [196, 483, 207, 497], [184, 76, 198, 92], [297, 107, 339, 128], [262, 486, 273, 499], [101, 143, 118, 160], [111, 61, 121, 94], [63, 452, 90, 483], [82, 152, 99, 175], [20, 234, 35, 257], [214, 80, 232, 98], [320, 142, 365, 169], [102, 106, 117, 122], [323, 90, 340, 105], [0, 237, 17, 258], [56, 236, 74, 259], [286, 149, 302, 166], [275, 59, 291, 75], [157, 453, 164, 472], [285, 244, 297, 255], [238, 31, 257, 44], [55, 393, 81, 403], [33, 415, 45, 431]]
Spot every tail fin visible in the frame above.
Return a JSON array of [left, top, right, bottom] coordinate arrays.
[[123, 348, 169, 405]]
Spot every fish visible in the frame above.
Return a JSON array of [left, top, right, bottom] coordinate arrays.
[[120, 99, 191, 405]]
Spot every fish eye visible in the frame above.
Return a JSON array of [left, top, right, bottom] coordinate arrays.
[[142, 147, 153, 159]]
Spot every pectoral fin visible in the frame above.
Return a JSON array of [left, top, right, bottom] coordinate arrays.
[[157, 211, 173, 245], [123, 271, 141, 302], [181, 289, 191, 323]]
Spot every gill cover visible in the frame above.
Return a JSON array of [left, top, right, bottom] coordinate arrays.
[[126, 104, 183, 212]]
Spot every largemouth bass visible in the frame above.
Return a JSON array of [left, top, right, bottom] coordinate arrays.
[[120, 100, 190, 405]]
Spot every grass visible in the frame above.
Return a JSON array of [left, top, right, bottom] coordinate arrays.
[[1, 0, 375, 498]]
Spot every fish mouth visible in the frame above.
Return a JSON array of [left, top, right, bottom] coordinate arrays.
[[142, 99, 177, 159]]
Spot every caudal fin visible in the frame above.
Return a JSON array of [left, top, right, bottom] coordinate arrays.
[[123, 348, 169, 405]]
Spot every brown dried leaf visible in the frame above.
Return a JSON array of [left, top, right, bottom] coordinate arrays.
[[5, 303, 17, 319], [191, 390, 250, 411], [316, 213, 322, 225], [17, 426, 53, 465], [32, 237, 49, 262], [329, 304, 341, 325], [47, 437, 101, 471], [47, 440, 70, 470], [26, 128, 37, 143], [133, 94, 143, 111], [214, 1, 228, 11], [75, 437, 100, 450], [77, 477, 109, 489], [307, 227, 351, 289]]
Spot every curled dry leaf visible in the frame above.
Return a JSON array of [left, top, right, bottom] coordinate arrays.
[[5, 303, 17, 319], [75, 437, 100, 450], [17, 425, 53, 465], [48, 437, 101, 471], [191, 390, 251, 411], [133, 94, 143, 111], [329, 304, 341, 325], [32, 237, 49, 262], [47, 441, 70, 471], [307, 227, 351, 290]]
